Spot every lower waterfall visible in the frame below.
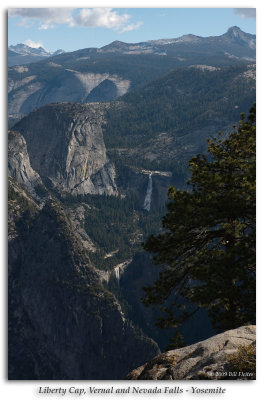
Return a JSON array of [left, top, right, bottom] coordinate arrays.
[[143, 173, 152, 212], [115, 266, 120, 281]]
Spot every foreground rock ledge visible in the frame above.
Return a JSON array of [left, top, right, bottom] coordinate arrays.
[[126, 325, 256, 380]]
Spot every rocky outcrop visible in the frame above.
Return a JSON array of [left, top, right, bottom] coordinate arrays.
[[8, 177, 40, 241], [65, 203, 96, 252], [8, 186, 159, 379], [8, 130, 43, 196], [13, 103, 117, 196], [126, 325, 256, 380]]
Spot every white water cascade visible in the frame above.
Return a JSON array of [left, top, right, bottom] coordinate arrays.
[[114, 266, 120, 281], [143, 173, 153, 212]]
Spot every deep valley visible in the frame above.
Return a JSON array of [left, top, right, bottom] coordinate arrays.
[[8, 25, 256, 380]]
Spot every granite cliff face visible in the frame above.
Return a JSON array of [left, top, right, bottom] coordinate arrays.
[[126, 325, 256, 380], [14, 103, 117, 196], [8, 130, 43, 195], [8, 183, 159, 379]]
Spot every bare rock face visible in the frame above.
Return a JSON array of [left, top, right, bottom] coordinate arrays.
[[126, 325, 256, 380], [8, 177, 40, 241], [8, 130, 43, 195], [8, 67, 130, 117], [65, 203, 96, 252], [13, 103, 117, 196], [8, 189, 160, 379]]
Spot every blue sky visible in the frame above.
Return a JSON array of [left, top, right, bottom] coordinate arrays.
[[8, 7, 256, 52]]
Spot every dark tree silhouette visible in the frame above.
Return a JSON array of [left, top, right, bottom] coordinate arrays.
[[142, 104, 256, 334]]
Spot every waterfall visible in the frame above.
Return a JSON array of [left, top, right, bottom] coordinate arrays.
[[113, 259, 132, 283], [115, 267, 120, 281], [143, 173, 152, 212]]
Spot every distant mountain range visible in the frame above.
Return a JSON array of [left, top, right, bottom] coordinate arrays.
[[8, 26, 255, 68], [99, 26, 255, 58], [8, 43, 65, 67], [8, 27, 255, 119]]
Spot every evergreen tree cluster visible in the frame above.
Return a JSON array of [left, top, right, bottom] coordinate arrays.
[[59, 193, 166, 271], [105, 64, 255, 148], [142, 104, 256, 333]]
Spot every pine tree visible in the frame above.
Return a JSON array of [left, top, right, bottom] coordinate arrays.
[[142, 104, 256, 333]]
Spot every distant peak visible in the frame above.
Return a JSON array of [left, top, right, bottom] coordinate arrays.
[[111, 40, 125, 45], [181, 33, 199, 39], [177, 33, 200, 42], [52, 49, 65, 56], [226, 26, 245, 38], [104, 40, 126, 47], [228, 26, 243, 33], [100, 40, 128, 52], [224, 26, 255, 45]]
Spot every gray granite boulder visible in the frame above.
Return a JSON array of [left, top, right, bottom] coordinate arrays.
[[126, 325, 256, 380]]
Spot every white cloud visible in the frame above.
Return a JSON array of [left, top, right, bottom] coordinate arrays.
[[17, 18, 34, 28], [119, 21, 143, 33], [8, 7, 143, 33], [75, 8, 130, 29], [8, 8, 75, 29], [39, 24, 55, 30], [24, 39, 44, 48], [234, 8, 256, 19]]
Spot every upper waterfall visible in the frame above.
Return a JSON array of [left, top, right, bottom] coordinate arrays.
[[143, 173, 153, 212]]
